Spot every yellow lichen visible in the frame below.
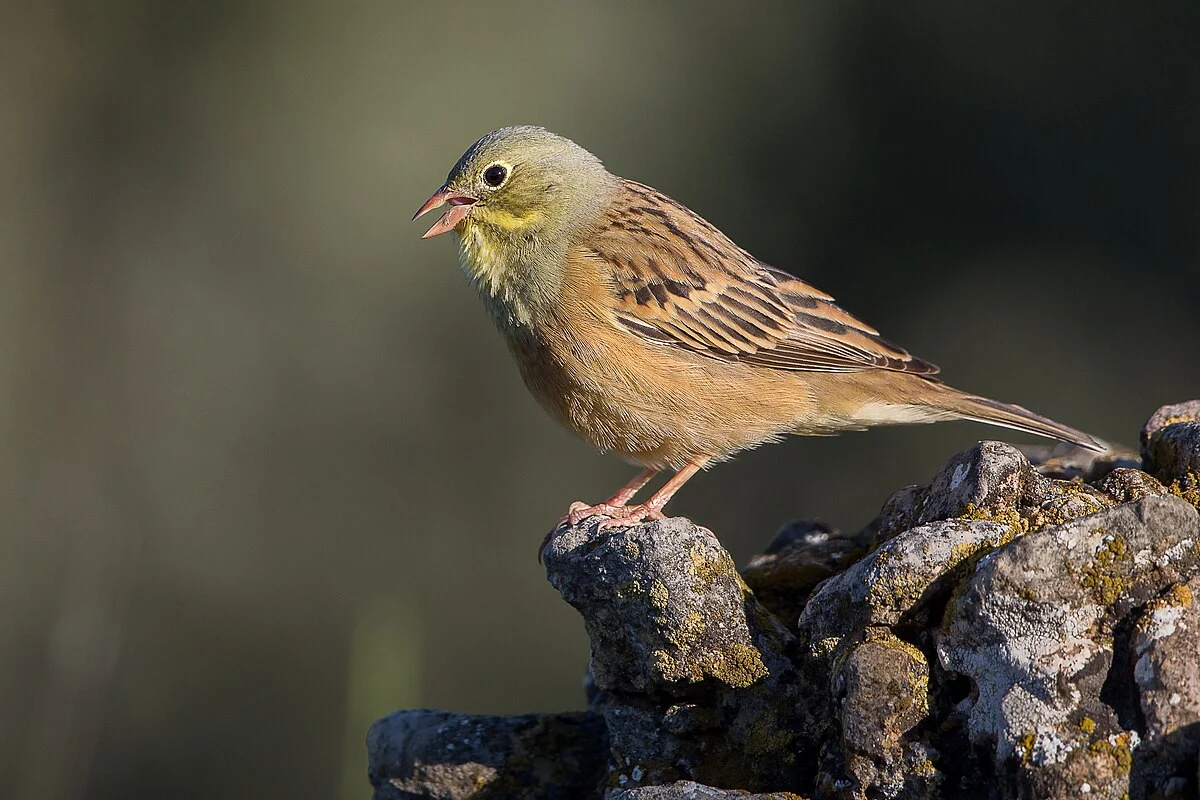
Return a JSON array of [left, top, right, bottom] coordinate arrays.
[[811, 636, 843, 658], [688, 542, 735, 590], [961, 502, 1029, 536], [657, 598, 770, 688], [1026, 481, 1114, 531], [869, 568, 930, 609], [1088, 732, 1135, 778], [648, 579, 669, 610], [1080, 536, 1132, 606], [863, 627, 926, 666], [1166, 582, 1194, 607], [1016, 733, 1036, 766], [945, 522, 1019, 570], [1142, 582, 1194, 621], [1167, 470, 1200, 508], [710, 642, 769, 688], [651, 649, 676, 676], [1078, 716, 1096, 734], [669, 611, 707, 649]]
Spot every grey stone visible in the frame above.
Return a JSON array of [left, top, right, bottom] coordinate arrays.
[[1141, 400, 1200, 485], [608, 781, 802, 799], [1019, 441, 1141, 483], [1131, 576, 1200, 793], [824, 630, 940, 800], [367, 709, 606, 799], [873, 441, 1114, 544], [367, 400, 1200, 799], [938, 496, 1200, 798], [542, 516, 782, 694], [742, 520, 867, 625], [1095, 467, 1168, 504], [919, 440, 1049, 524], [797, 517, 1015, 660], [544, 516, 811, 792]]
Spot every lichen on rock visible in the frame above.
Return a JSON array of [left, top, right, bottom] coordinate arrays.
[[367, 401, 1200, 799], [543, 517, 780, 693], [1141, 401, 1200, 486], [544, 517, 811, 792], [937, 496, 1200, 797]]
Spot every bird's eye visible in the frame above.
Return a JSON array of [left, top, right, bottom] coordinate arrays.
[[483, 164, 508, 187]]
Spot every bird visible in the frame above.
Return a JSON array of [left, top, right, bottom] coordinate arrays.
[[413, 125, 1105, 541]]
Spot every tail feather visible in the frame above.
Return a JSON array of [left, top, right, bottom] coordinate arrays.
[[940, 392, 1107, 452]]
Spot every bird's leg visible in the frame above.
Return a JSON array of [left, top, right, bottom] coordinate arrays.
[[604, 468, 661, 506], [562, 468, 659, 526], [596, 459, 707, 530]]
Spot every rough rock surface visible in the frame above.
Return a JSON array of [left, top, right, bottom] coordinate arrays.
[[1141, 400, 1200, 506], [610, 782, 804, 799], [368, 402, 1200, 799], [545, 517, 811, 792], [367, 710, 607, 799]]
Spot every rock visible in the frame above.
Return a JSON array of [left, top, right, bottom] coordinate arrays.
[[543, 517, 811, 792], [873, 441, 1114, 544], [873, 441, 1045, 541], [920, 441, 1050, 523], [796, 518, 1016, 659], [742, 520, 867, 625], [1130, 577, 1200, 793], [543, 517, 779, 693], [938, 496, 1200, 798], [792, 514, 1014, 798], [1141, 401, 1200, 504], [367, 709, 606, 799], [1094, 467, 1168, 504], [367, 400, 1200, 800], [609, 781, 803, 799], [822, 629, 940, 800], [1020, 442, 1140, 483]]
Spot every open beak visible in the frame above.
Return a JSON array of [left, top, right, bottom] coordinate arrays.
[[412, 186, 478, 239]]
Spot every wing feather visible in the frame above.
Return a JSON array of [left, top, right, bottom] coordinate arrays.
[[582, 180, 941, 377]]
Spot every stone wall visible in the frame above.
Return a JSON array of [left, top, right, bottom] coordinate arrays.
[[368, 401, 1200, 799]]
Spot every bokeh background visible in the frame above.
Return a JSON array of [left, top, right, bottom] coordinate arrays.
[[3, 2, 1198, 798]]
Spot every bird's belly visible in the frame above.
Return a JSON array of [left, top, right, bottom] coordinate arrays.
[[505, 322, 814, 471]]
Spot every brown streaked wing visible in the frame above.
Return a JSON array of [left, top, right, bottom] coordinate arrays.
[[581, 180, 941, 377]]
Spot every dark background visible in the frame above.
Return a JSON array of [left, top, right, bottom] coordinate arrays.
[[3, 3, 1198, 798]]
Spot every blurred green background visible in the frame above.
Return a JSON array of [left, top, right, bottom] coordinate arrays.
[[2, 2, 1198, 798]]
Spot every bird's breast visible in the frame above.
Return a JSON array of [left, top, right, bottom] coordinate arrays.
[[493, 301, 813, 470]]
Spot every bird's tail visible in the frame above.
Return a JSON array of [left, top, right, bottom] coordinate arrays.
[[931, 387, 1107, 452]]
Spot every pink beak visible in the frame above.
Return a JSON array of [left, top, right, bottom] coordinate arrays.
[[412, 186, 478, 239]]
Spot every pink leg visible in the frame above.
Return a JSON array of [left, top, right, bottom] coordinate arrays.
[[539, 468, 658, 563], [563, 468, 659, 526], [596, 459, 707, 529]]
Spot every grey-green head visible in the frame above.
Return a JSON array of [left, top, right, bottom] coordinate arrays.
[[413, 126, 616, 242]]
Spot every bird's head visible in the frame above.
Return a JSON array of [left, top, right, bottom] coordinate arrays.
[[414, 126, 616, 260]]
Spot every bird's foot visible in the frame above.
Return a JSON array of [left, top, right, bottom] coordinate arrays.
[[539, 501, 628, 563], [595, 503, 666, 530], [562, 500, 630, 526], [539, 500, 669, 563]]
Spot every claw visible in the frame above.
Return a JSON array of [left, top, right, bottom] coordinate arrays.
[[568, 502, 628, 526], [595, 504, 666, 530], [538, 461, 705, 564]]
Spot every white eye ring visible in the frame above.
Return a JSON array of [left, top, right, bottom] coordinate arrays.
[[483, 163, 508, 187]]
